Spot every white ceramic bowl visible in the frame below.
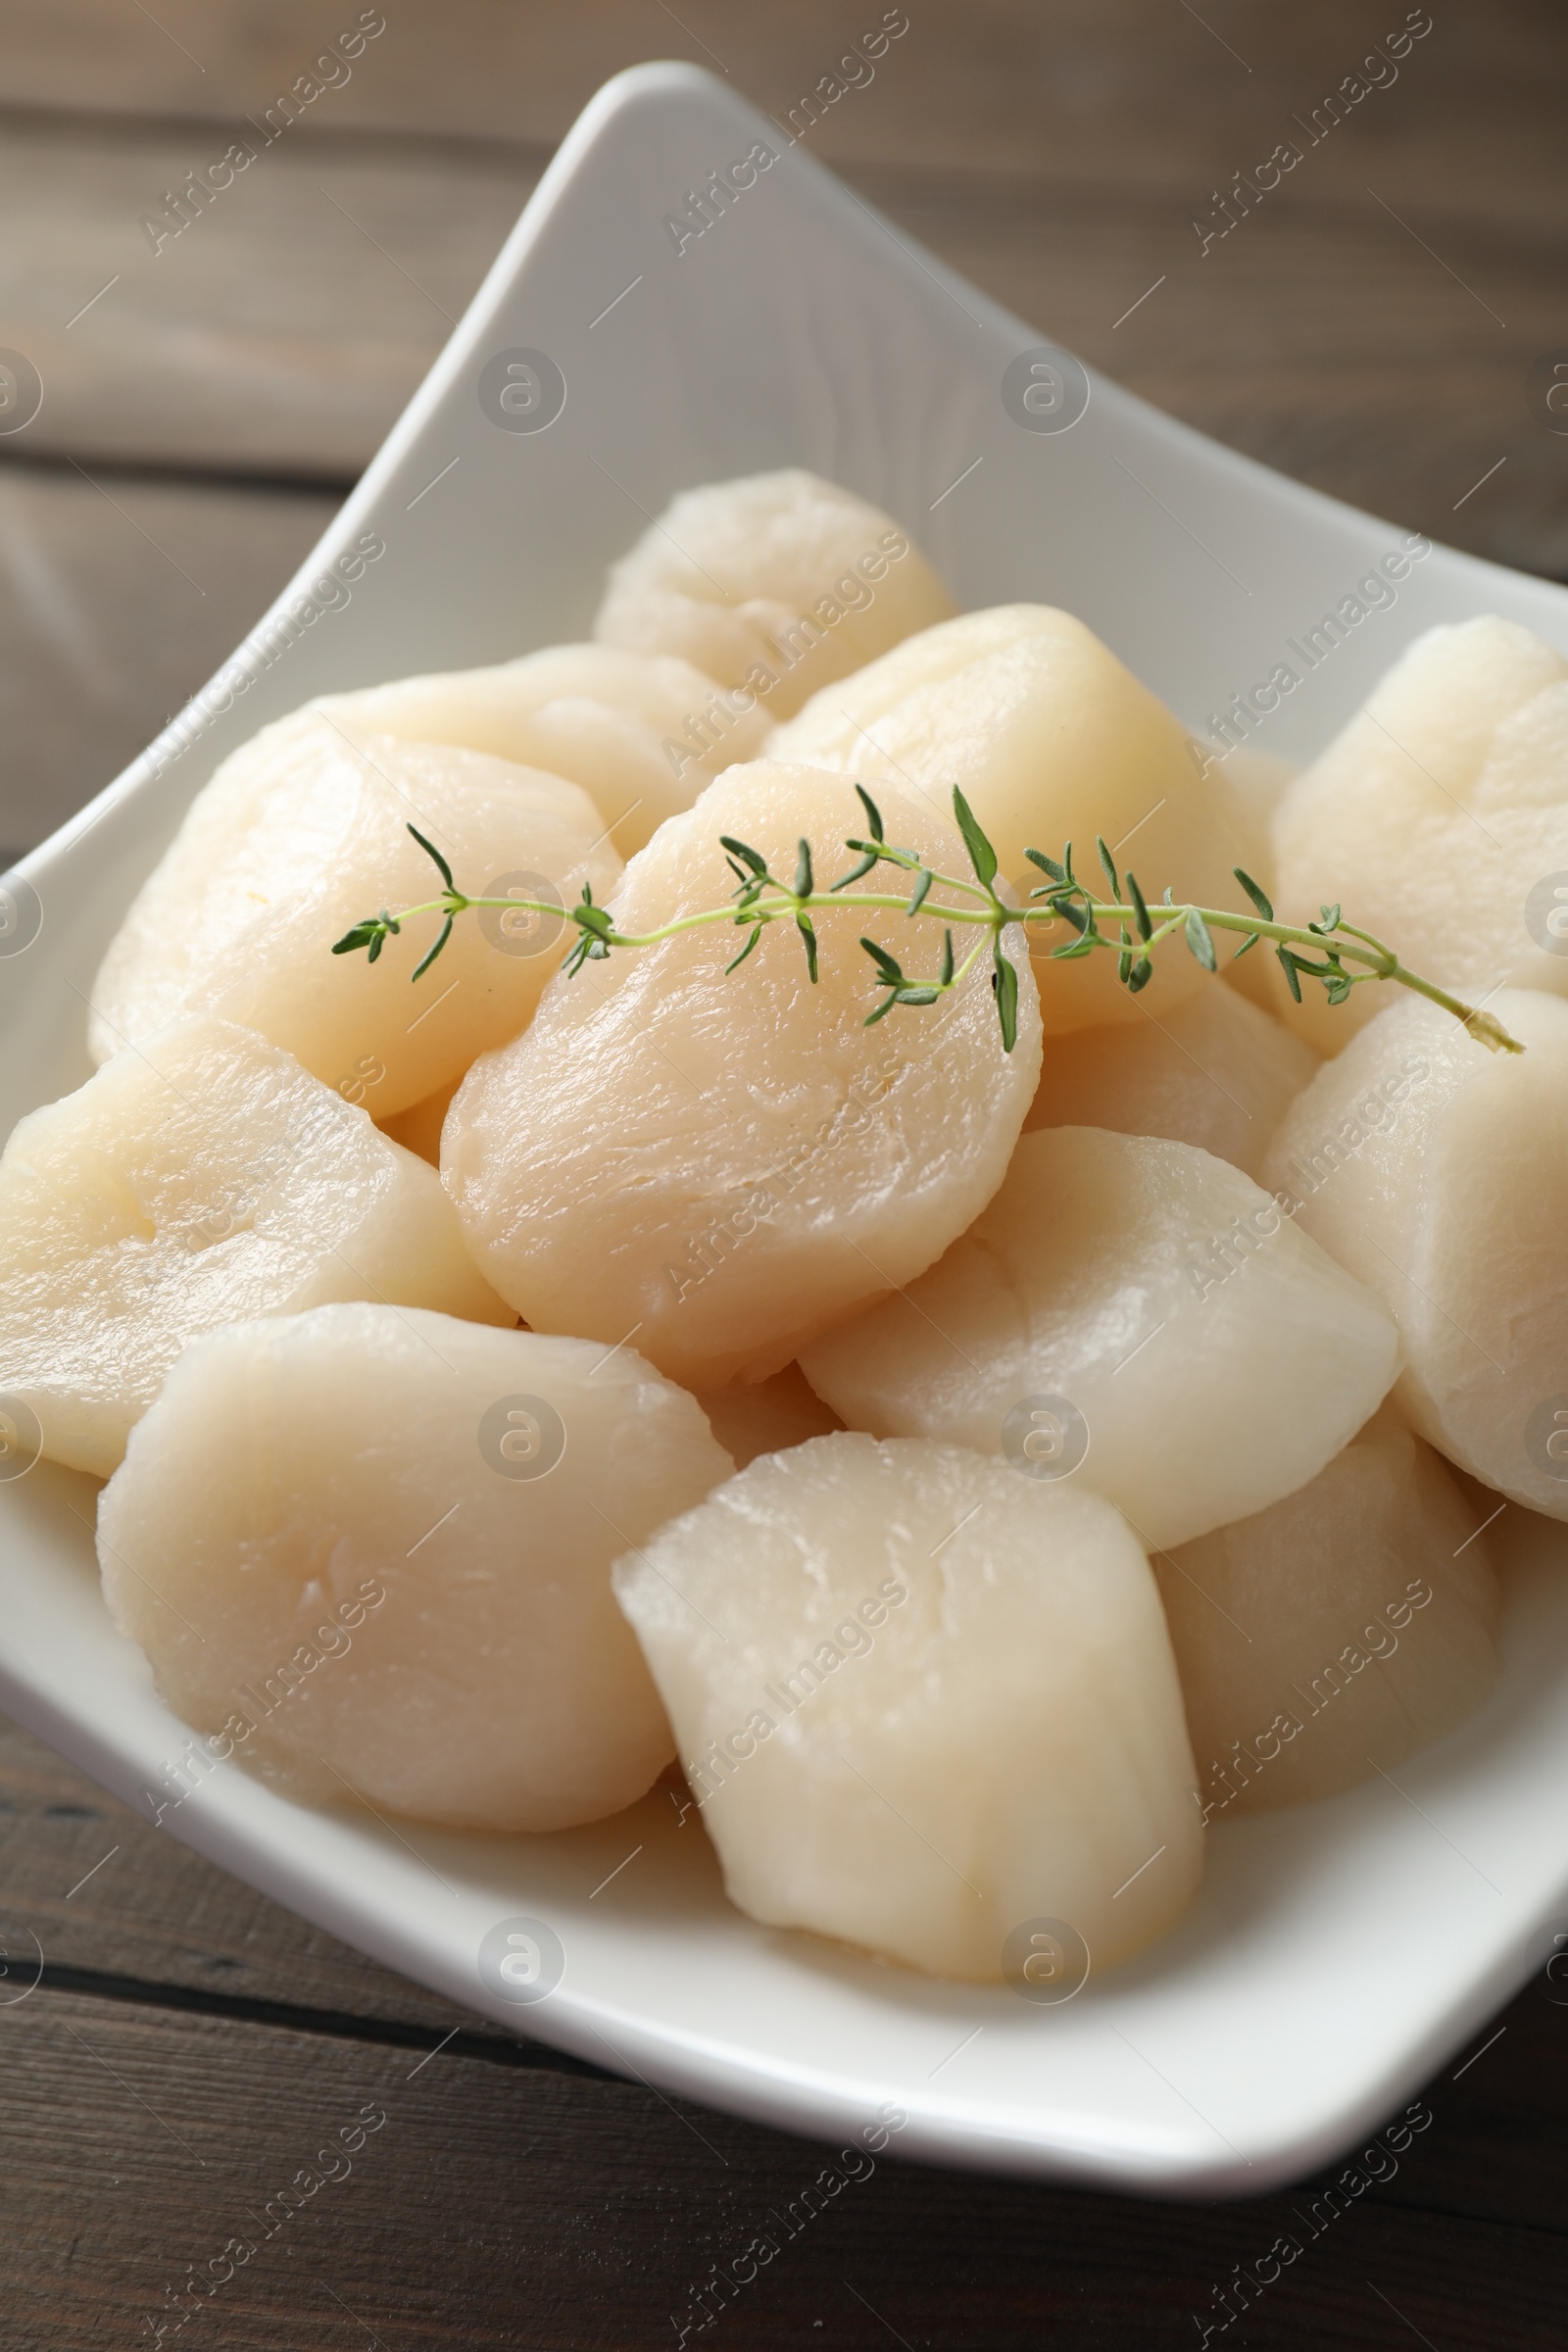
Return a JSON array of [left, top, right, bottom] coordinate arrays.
[[3, 62, 1565, 2197]]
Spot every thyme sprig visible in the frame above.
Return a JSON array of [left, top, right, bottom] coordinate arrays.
[[332, 797, 1523, 1057]]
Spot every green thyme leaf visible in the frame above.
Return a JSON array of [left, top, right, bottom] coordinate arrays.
[[856, 785, 886, 844], [1184, 907, 1217, 970], [1097, 835, 1120, 903], [991, 938, 1018, 1053], [1127, 956, 1153, 994], [1025, 847, 1067, 885], [407, 824, 454, 892], [1126, 870, 1152, 943], [725, 926, 761, 974], [1234, 867, 1274, 922], [411, 914, 454, 981], [939, 928, 955, 987], [906, 866, 934, 917], [1320, 903, 1342, 932], [719, 835, 768, 879], [1231, 931, 1260, 960], [952, 786, 999, 890], [794, 838, 814, 900], [331, 921, 379, 956], [797, 914, 819, 983], [860, 938, 905, 985], [1277, 945, 1303, 1003]]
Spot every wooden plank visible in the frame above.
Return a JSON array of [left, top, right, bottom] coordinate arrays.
[[0, 1710, 514, 2041], [2, 1982, 1565, 2348], [876, 167, 1568, 584], [0, 0, 1562, 218], [5, 1699, 1568, 2244], [0, 119, 533, 479], [1, 117, 1560, 583], [0, 467, 335, 859]]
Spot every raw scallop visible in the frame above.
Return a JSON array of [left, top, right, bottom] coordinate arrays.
[[1271, 615, 1568, 1052], [770, 605, 1253, 1033], [443, 761, 1042, 1390], [612, 1432, 1201, 1981], [0, 1018, 510, 1477], [1157, 1409, 1501, 1819], [88, 712, 620, 1116], [315, 643, 768, 853], [799, 1127, 1398, 1550], [99, 1306, 731, 1830], [1265, 987, 1568, 1514], [1025, 982, 1318, 1179], [592, 470, 956, 720]]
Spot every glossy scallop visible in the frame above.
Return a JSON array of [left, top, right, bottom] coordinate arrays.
[[1271, 615, 1568, 1052], [1265, 987, 1568, 1515], [800, 1127, 1399, 1551], [592, 469, 956, 719], [98, 1306, 733, 1831], [89, 711, 620, 1116], [770, 605, 1253, 1033], [1158, 1409, 1501, 1819], [315, 642, 769, 854], [442, 760, 1042, 1390], [612, 1432, 1201, 1981], [0, 1018, 510, 1477], [1025, 982, 1319, 1179]]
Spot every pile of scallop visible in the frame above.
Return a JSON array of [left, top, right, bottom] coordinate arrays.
[[6, 468, 1567, 1987]]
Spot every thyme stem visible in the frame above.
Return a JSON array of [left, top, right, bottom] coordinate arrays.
[[332, 795, 1524, 1059]]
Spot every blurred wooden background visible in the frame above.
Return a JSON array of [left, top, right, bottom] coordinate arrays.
[[2, 4, 1566, 2343]]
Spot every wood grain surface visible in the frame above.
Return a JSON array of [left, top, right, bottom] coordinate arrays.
[[1, 3, 1564, 2343]]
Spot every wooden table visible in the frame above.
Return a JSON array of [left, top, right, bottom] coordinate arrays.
[[2, 5, 1564, 2341]]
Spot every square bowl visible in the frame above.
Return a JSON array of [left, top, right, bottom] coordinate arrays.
[[3, 61, 1566, 2196]]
